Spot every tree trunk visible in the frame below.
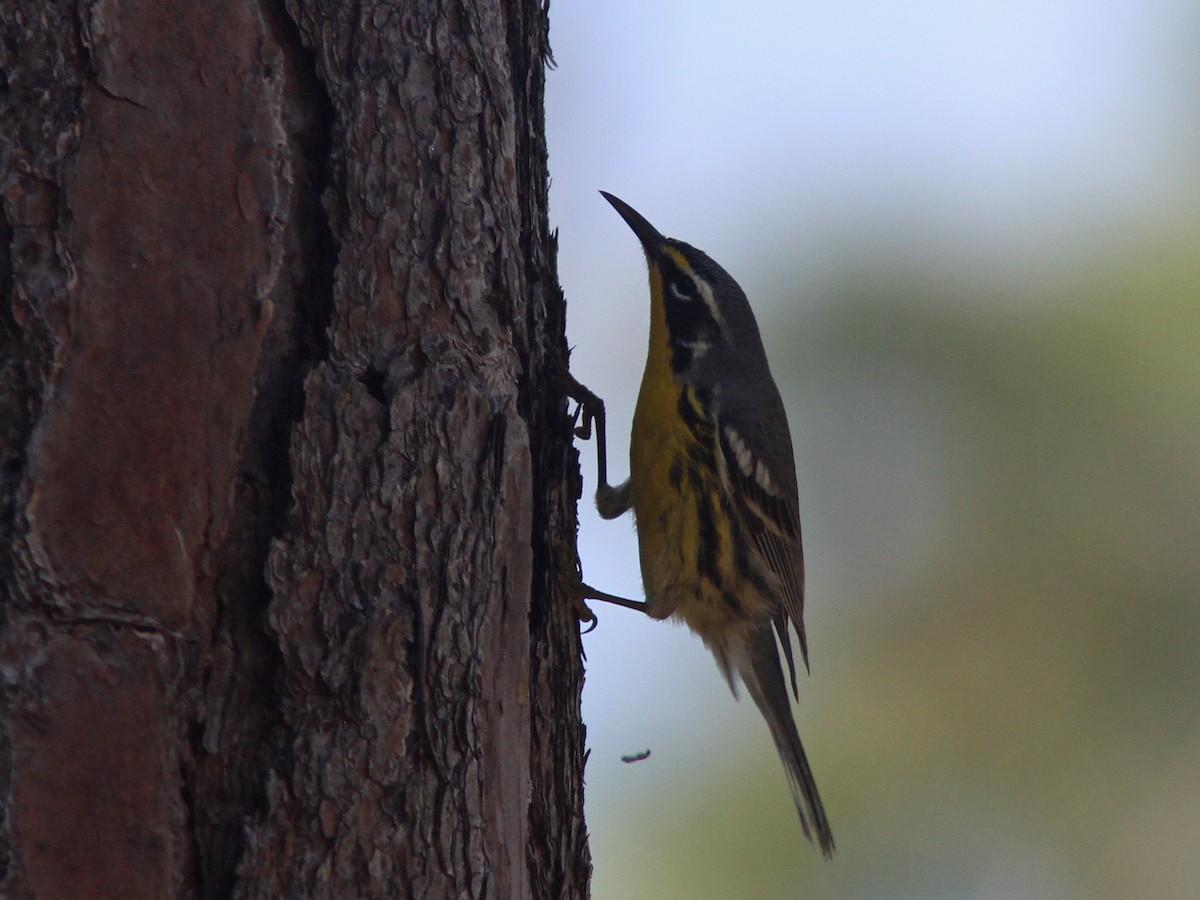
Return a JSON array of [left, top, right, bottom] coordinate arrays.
[[0, 1, 589, 897]]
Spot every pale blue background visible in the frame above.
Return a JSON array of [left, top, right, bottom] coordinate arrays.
[[547, 3, 1199, 897]]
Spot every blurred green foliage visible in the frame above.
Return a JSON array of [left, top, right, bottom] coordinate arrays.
[[592, 222, 1200, 898]]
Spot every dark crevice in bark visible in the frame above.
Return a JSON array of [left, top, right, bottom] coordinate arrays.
[[265, 0, 337, 377], [0, 192, 11, 874], [189, 2, 337, 896], [0, 8, 84, 894], [0, 730, 9, 885], [0, 210, 12, 323], [359, 365, 388, 406], [181, 724, 206, 897], [0, 25, 76, 604], [0, 207, 19, 561]]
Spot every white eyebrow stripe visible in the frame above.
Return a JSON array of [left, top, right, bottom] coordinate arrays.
[[693, 275, 724, 328], [667, 259, 726, 331]]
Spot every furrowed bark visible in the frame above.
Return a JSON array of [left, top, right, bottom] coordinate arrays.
[[0, 1, 590, 896]]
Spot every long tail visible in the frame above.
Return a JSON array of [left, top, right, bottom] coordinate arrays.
[[736, 623, 835, 858]]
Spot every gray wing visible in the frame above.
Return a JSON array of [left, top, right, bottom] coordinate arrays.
[[715, 393, 808, 691]]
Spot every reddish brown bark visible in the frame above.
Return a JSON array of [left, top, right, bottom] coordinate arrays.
[[0, 1, 589, 897]]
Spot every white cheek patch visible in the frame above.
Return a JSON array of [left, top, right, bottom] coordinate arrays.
[[678, 338, 712, 354]]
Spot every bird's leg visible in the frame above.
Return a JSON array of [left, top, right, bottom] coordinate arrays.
[[559, 557, 650, 632], [553, 544, 649, 631], [561, 368, 611, 489], [577, 581, 649, 614], [560, 368, 633, 519], [558, 365, 646, 623]]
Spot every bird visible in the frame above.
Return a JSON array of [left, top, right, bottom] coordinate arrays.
[[568, 191, 834, 857]]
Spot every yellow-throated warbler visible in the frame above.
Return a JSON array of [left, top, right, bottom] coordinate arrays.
[[570, 192, 834, 857]]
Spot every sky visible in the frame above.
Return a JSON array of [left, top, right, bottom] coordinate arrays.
[[544, 2, 1199, 897]]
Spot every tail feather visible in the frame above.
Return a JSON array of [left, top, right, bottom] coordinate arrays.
[[737, 624, 835, 858]]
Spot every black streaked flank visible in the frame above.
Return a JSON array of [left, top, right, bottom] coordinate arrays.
[[696, 491, 722, 587], [668, 458, 684, 491], [686, 441, 715, 470], [677, 388, 714, 440]]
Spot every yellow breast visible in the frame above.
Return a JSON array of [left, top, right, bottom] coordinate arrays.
[[627, 267, 766, 639]]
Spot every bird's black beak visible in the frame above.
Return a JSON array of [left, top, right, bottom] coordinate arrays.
[[600, 191, 666, 255]]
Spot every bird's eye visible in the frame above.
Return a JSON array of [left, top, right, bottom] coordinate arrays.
[[668, 278, 698, 302]]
